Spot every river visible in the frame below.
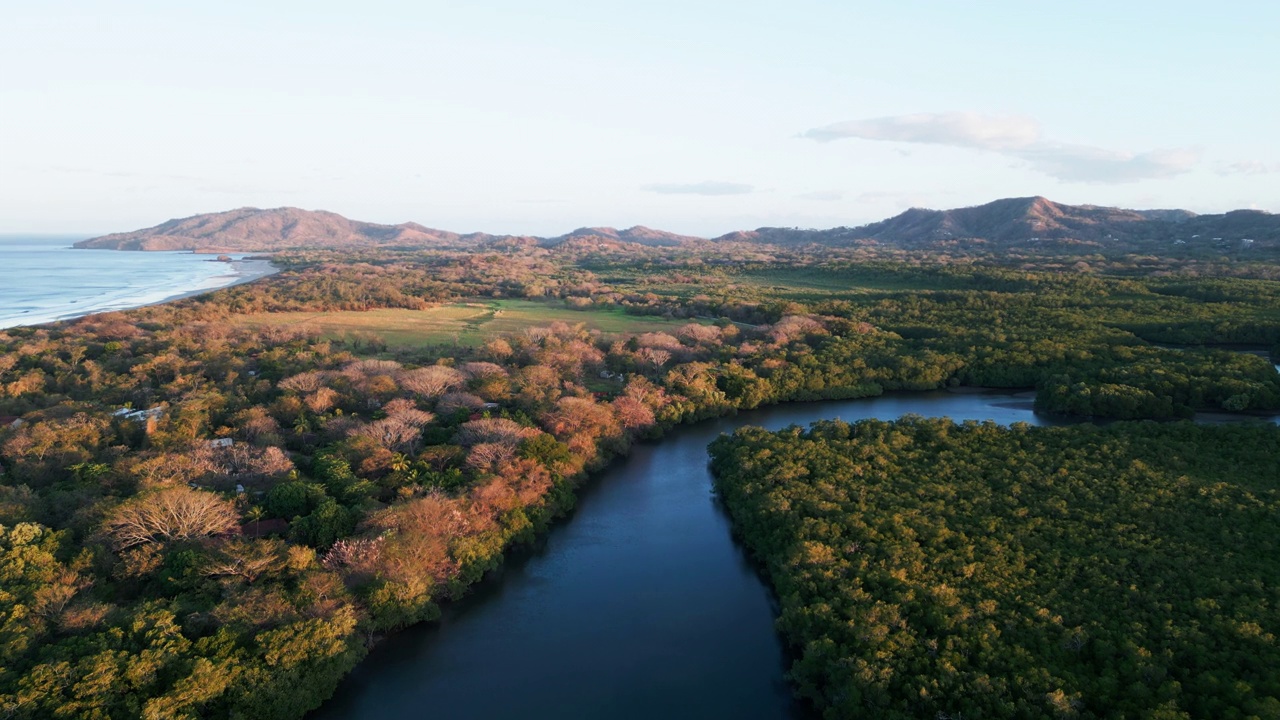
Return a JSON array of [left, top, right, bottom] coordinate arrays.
[[311, 390, 1098, 720]]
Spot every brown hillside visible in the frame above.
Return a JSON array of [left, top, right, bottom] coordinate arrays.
[[714, 197, 1280, 256], [75, 207, 466, 252], [76, 198, 1280, 257]]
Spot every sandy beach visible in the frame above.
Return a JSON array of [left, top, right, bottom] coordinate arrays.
[[148, 256, 280, 308], [0, 238, 281, 329]]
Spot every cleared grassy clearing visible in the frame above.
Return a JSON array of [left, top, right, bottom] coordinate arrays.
[[234, 299, 697, 347]]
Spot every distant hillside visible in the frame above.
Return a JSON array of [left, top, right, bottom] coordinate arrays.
[[854, 196, 1156, 246], [718, 197, 1280, 256], [78, 199, 1280, 257], [546, 226, 702, 247], [76, 209, 705, 252], [75, 208, 466, 252]]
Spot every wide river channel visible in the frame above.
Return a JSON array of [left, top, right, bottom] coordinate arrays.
[[310, 389, 1275, 719]]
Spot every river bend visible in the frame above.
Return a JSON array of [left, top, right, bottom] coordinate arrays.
[[310, 390, 1270, 719]]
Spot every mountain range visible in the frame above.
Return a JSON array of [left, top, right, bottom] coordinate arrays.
[[75, 197, 1280, 256]]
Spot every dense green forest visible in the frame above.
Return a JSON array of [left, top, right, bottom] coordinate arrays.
[[710, 419, 1280, 719], [1, 244, 1279, 717]]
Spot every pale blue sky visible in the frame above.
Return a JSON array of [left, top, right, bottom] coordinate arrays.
[[2, 0, 1277, 236]]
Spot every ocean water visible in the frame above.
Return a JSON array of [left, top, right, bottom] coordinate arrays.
[[0, 235, 267, 329]]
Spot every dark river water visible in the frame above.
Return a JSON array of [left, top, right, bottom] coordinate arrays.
[[309, 389, 1273, 720]]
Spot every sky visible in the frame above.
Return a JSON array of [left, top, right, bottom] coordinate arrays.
[[2, 0, 1278, 237]]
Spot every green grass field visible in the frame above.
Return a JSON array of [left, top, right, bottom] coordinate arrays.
[[234, 299, 697, 348]]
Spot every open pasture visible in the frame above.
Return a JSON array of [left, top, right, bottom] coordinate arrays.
[[234, 299, 697, 347]]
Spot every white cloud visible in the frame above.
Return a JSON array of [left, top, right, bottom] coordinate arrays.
[[1019, 145, 1199, 184], [802, 112, 1199, 184], [802, 112, 1042, 151], [643, 181, 754, 196], [1218, 160, 1280, 175]]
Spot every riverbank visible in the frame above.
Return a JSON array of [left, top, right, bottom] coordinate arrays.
[[309, 384, 1280, 719], [710, 418, 1280, 718], [308, 390, 1069, 720]]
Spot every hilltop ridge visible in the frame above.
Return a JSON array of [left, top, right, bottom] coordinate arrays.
[[75, 207, 465, 252], [720, 196, 1278, 254], [76, 197, 1280, 256]]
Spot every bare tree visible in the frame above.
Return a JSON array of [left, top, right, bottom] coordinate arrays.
[[622, 376, 671, 410], [350, 400, 435, 451], [636, 332, 683, 351], [321, 535, 385, 574], [219, 444, 294, 478], [203, 538, 288, 584], [398, 366, 467, 398], [454, 418, 537, 446], [123, 446, 220, 489], [396, 408, 436, 427], [351, 417, 426, 453], [635, 347, 671, 368], [278, 371, 329, 394], [437, 391, 485, 414], [677, 323, 722, 345], [102, 486, 239, 550], [342, 358, 403, 379], [466, 442, 516, 471], [381, 398, 419, 416], [460, 361, 508, 379]]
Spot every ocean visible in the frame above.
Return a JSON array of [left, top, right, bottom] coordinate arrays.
[[0, 235, 275, 330]]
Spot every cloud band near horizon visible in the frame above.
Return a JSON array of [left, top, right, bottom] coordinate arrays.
[[802, 112, 1199, 184]]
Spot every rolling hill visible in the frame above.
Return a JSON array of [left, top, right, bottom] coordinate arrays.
[[74, 207, 466, 252], [76, 198, 1280, 256], [721, 197, 1279, 255]]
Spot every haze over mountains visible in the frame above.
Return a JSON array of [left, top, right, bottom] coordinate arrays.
[[76, 197, 1280, 256]]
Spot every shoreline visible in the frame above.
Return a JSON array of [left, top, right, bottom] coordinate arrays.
[[0, 252, 280, 330], [144, 256, 280, 309]]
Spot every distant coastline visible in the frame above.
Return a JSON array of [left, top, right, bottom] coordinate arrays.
[[0, 237, 279, 330]]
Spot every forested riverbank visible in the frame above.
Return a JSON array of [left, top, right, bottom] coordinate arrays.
[[312, 388, 1085, 720], [710, 419, 1280, 719]]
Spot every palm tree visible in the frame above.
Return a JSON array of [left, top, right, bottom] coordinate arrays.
[[245, 506, 265, 537], [390, 453, 411, 473]]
